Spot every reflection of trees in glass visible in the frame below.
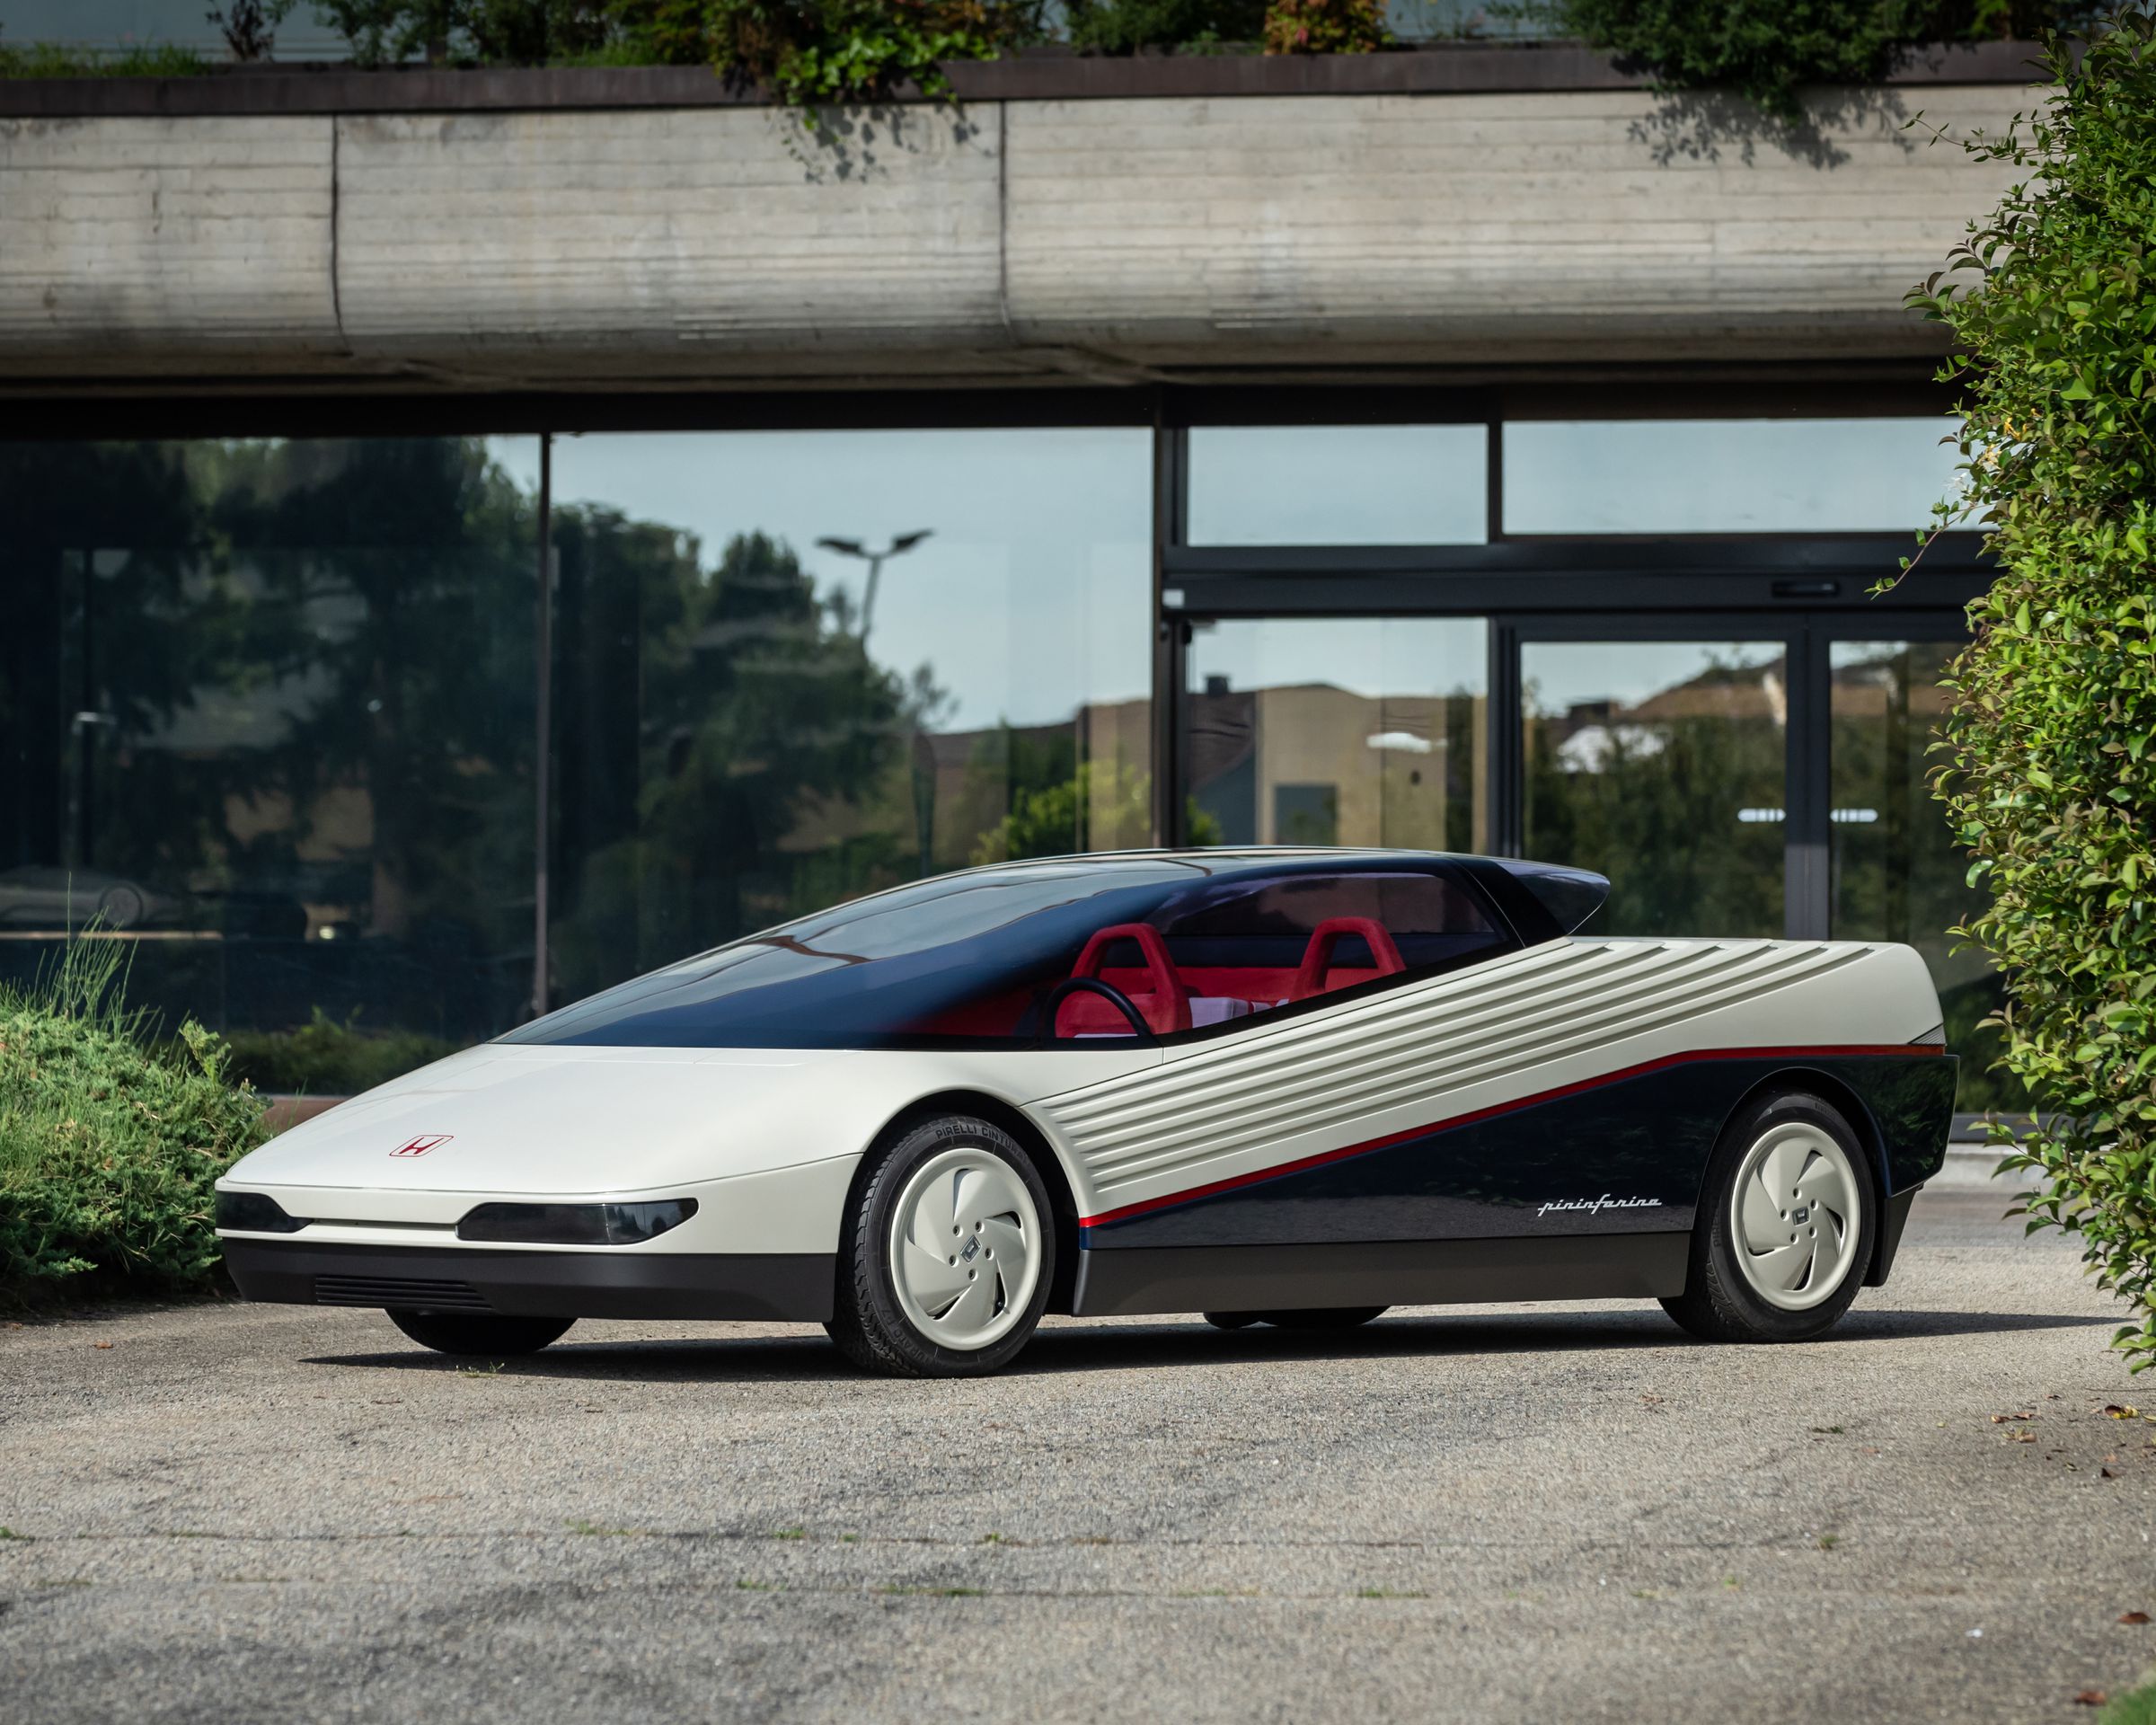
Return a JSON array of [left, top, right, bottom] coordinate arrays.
[[548, 521, 940, 1002], [205, 438, 536, 951], [968, 761, 1216, 864], [0, 437, 538, 1048], [1830, 643, 2026, 1110], [1524, 652, 1784, 938]]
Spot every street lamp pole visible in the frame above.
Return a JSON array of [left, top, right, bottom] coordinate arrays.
[[814, 529, 932, 648]]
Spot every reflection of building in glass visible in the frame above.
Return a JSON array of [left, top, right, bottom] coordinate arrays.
[[1186, 682, 1486, 854]]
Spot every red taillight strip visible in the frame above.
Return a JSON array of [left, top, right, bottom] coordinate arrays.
[[1077, 1044, 1943, 1230]]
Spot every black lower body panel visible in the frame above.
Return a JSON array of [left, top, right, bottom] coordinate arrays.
[[1071, 1233, 1691, 1318], [222, 1238, 836, 1322]]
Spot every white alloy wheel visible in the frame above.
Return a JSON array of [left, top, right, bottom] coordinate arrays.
[[887, 1144, 1043, 1351], [1729, 1119, 1864, 1312]]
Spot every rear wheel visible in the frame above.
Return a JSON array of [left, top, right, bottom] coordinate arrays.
[[1258, 1306, 1387, 1330], [826, 1115, 1055, 1378], [1661, 1089, 1876, 1344], [386, 1309, 574, 1356]]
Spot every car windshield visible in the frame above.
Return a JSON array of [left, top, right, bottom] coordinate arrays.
[[501, 854, 1515, 1049]]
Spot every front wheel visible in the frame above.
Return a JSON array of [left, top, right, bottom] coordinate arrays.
[[386, 1309, 574, 1356], [826, 1115, 1056, 1378], [1660, 1089, 1877, 1345]]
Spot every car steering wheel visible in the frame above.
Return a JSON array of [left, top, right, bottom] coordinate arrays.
[[1026, 976, 1153, 1042]]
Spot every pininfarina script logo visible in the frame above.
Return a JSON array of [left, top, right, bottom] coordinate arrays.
[[391, 1134, 451, 1158], [1537, 1193, 1662, 1219]]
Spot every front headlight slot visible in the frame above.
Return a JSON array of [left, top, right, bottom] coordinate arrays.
[[455, 1199, 698, 1245]]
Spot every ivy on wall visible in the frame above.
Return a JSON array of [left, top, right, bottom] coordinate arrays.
[[1909, 11, 2156, 1369]]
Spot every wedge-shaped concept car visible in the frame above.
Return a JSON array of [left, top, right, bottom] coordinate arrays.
[[217, 851, 1957, 1376]]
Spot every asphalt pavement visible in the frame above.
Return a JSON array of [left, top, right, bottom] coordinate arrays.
[[4, 1164, 2153, 1724]]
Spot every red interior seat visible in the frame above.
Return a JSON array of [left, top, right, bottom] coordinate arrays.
[[1290, 916, 1404, 1002], [1064, 923, 1192, 1036]]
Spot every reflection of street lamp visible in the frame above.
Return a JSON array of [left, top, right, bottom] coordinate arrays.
[[815, 530, 932, 648]]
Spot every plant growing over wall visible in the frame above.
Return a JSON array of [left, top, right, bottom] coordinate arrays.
[[1263, 0, 1387, 53], [1907, 10, 2156, 1368], [694, 0, 1041, 108], [1515, 1, 2098, 118]]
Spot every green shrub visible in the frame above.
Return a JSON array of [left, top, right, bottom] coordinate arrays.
[[0, 942, 267, 1301], [693, 0, 1041, 107], [1908, 11, 2156, 1369], [1520, 2, 2097, 117], [0, 39, 212, 76], [1064, 0, 1266, 53], [1263, 0, 1387, 53], [220, 1009, 462, 1096]]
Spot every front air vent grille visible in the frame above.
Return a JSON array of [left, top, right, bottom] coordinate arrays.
[[314, 1275, 490, 1310]]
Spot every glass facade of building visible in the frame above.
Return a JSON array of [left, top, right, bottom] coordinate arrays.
[[0, 407, 2010, 1102]]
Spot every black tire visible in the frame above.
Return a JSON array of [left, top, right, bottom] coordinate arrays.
[[1660, 1088, 1878, 1345], [1258, 1306, 1388, 1330], [826, 1114, 1056, 1379], [1203, 1312, 1260, 1330], [386, 1309, 574, 1356]]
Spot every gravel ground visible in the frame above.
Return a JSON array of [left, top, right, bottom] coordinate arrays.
[[4, 1177, 2154, 1724]]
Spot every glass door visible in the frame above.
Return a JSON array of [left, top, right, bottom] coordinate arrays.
[[1180, 617, 1489, 853], [1512, 626, 1796, 939]]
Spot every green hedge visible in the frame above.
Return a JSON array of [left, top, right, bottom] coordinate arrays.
[[0, 943, 266, 1301], [1912, 11, 2156, 1369]]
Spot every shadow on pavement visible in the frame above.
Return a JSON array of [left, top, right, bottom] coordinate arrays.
[[302, 1304, 2116, 1386]]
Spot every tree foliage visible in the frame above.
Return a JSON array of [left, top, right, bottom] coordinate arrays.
[[1262, 0, 1386, 55], [1908, 11, 2156, 1368], [1528, 1, 2097, 117], [1062, 0, 1264, 52]]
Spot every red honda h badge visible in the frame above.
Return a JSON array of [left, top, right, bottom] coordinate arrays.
[[391, 1134, 451, 1158]]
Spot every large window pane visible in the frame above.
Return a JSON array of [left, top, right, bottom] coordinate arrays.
[[1182, 619, 1488, 851], [1830, 640, 2023, 1110], [1523, 641, 1785, 937], [1186, 425, 1489, 545], [1504, 419, 1965, 535], [0, 438, 539, 1084], [543, 429, 1152, 1005]]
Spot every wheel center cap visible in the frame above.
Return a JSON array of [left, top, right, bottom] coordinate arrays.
[[960, 1234, 981, 1264], [1790, 1203, 1810, 1226]]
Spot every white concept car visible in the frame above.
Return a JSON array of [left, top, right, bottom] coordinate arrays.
[[216, 851, 1957, 1376]]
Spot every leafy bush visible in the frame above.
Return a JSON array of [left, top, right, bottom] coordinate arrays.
[[0, 38, 212, 76], [1908, 11, 2156, 1368], [220, 1010, 463, 1096], [0, 942, 267, 1302], [1263, 0, 1387, 53], [685, 0, 1043, 107], [1064, 0, 1266, 53], [1523, 1, 2097, 117], [314, 0, 620, 66]]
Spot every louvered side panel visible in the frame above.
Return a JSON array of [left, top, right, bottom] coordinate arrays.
[[1039, 939, 1881, 1199]]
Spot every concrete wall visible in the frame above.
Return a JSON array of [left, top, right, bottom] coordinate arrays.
[[0, 84, 2026, 392]]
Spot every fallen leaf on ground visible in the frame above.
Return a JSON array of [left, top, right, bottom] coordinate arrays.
[[1993, 1411, 2036, 1423], [2072, 1691, 2107, 1707], [2103, 1405, 2140, 1420], [2121, 1611, 2152, 1626], [93, 1341, 112, 1350]]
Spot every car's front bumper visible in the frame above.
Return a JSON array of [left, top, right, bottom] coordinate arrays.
[[222, 1238, 836, 1322]]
